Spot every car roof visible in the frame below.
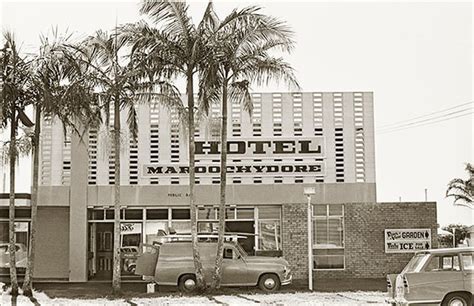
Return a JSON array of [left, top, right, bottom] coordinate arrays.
[[417, 247, 474, 255]]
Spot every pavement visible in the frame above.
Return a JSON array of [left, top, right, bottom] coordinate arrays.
[[28, 278, 386, 299]]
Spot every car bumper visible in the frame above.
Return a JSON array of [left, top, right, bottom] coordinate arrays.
[[281, 274, 292, 286], [385, 297, 407, 305], [385, 297, 441, 305]]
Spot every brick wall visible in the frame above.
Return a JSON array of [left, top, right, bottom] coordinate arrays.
[[282, 203, 309, 281], [282, 202, 437, 281]]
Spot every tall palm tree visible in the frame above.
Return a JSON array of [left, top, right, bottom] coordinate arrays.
[[69, 28, 177, 294], [22, 32, 100, 297], [446, 163, 473, 209], [125, 1, 268, 290], [201, 6, 299, 289], [0, 31, 35, 296], [123, 0, 220, 289]]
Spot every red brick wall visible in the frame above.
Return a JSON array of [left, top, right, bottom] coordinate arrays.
[[282, 202, 437, 281]]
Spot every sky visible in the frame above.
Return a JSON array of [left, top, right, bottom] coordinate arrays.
[[0, 0, 472, 227]]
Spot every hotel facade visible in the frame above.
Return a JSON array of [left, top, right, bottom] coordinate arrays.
[[0, 92, 437, 284]]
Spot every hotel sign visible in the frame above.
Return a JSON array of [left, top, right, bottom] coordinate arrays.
[[384, 229, 431, 253], [142, 162, 325, 177], [142, 137, 326, 178], [194, 137, 325, 159]]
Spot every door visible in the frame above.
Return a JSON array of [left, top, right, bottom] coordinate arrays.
[[461, 252, 473, 292], [226, 221, 255, 255], [135, 244, 159, 277], [221, 246, 248, 286], [95, 223, 113, 279]]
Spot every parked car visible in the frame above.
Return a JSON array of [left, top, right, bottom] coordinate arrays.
[[0, 243, 28, 268], [386, 247, 473, 305], [135, 241, 292, 292]]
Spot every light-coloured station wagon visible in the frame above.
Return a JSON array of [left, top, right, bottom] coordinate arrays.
[[135, 241, 292, 292], [386, 247, 473, 306]]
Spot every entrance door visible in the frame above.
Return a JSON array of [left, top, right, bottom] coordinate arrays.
[[95, 223, 113, 279], [226, 221, 255, 255]]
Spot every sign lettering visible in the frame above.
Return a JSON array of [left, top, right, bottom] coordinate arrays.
[[143, 162, 325, 178], [384, 229, 431, 253], [194, 137, 325, 159]]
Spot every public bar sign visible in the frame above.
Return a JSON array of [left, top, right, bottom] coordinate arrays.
[[384, 229, 431, 253]]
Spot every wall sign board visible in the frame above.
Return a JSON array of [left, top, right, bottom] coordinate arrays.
[[194, 137, 325, 160], [142, 162, 325, 178], [384, 229, 431, 253]]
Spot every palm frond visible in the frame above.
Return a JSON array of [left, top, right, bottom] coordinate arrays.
[[140, 0, 194, 41]]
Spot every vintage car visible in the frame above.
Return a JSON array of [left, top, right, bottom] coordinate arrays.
[[135, 241, 292, 292], [0, 243, 28, 268], [386, 247, 473, 305]]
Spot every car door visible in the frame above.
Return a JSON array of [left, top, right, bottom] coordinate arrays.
[[135, 244, 159, 277], [407, 253, 464, 303], [460, 252, 473, 292], [221, 246, 248, 286]]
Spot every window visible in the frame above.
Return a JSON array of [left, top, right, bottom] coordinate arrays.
[[258, 206, 282, 252], [313, 204, 344, 270], [462, 253, 473, 270], [425, 254, 460, 272], [224, 248, 233, 259]]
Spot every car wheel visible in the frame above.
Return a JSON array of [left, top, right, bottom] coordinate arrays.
[[178, 274, 197, 293], [442, 292, 472, 306], [258, 274, 281, 292]]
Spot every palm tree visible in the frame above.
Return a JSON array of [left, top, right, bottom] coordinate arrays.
[[22, 31, 100, 297], [123, 0, 221, 290], [0, 31, 35, 296], [446, 163, 473, 209], [68, 28, 177, 294], [125, 1, 271, 290], [201, 6, 299, 289]]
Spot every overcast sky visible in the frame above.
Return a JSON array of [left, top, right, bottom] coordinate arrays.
[[0, 0, 472, 227]]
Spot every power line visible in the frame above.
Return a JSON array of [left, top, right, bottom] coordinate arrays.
[[378, 111, 473, 135], [377, 107, 473, 132], [377, 101, 473, 129]]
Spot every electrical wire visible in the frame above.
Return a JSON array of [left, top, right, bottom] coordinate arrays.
[[377, 101, 473, 129], [377, 107, 473, 133], [378, 111, 473, 134]]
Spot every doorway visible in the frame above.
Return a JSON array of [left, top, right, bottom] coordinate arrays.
[[94, 223, 113, 280]]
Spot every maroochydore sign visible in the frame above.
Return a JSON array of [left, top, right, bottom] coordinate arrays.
[[142, 162, 325, 177]]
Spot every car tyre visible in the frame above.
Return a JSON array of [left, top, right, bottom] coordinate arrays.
[[178, 274, 197, 293], [258, 273, 281, 292], [442, 292, 472, 306]]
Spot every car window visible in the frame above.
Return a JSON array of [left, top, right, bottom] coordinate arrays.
[[461, 253, 473, 271], [425, 255, 460, 272], [223, 248, 233, 259], [403, 253, 429, 273]]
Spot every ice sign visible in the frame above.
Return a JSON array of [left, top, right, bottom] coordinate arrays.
[[384, 229, 431, 253]]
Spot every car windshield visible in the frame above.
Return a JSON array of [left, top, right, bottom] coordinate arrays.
[[402, 253, 430, 273], [233, 242, 248, 258]]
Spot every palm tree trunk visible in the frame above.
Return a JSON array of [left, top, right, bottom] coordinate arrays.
[[22, 106, 41, 297], [112, 94, 121, 295], [212, 79, 228, 289], [8, 106, 18, 296], [187, 70, 205, 290]]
